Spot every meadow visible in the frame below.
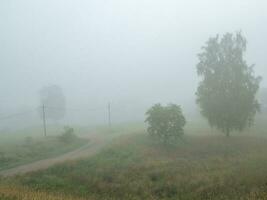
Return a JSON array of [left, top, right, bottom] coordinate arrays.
[[0, 126, 87, 171], [1, 117, 267, 199]]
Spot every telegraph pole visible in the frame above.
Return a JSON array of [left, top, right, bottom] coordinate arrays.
[[42, 104, 47, 137], [108, 102, 111, 127]]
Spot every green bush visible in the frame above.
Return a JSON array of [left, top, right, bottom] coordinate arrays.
[[59, 126, 77, 143], [145, 104, 186, 144]]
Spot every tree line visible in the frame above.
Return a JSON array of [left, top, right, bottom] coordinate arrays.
[[37, 32, 263, 143], [145, 32, 262, 144]]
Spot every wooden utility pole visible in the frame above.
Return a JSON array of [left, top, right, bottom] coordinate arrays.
[[42, 104, 47, 137], [108, 102, 111, 127]]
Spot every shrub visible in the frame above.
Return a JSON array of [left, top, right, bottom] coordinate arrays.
[[145, 103, 186, 144], [59, 126, 76, 143]]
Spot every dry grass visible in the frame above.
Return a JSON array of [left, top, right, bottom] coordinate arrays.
[[0, 184, 89, 200]]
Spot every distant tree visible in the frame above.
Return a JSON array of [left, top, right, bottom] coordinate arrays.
[[196, 32, 261, 137], [145, 104, 186, 144], [39, 85, 66, 121]]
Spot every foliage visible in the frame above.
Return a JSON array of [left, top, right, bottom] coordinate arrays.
[[39, 85, 66, 121], [196, 32, 261, 136], [59, 126, 77, 143], [259, 88, 267, 112], [145, 104, 186, 144]]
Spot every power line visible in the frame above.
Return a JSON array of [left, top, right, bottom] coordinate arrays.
[[0, 102, 119, 129], [0, 105, 107, 121], [40, 105, 105, 112], [0, 110, 35, 121]]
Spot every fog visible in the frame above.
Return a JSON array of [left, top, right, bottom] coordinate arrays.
[[0, 0, 267, 126]]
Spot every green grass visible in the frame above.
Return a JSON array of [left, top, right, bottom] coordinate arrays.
[[0, 122, 144, 172], [6, 131, 267, 200], [0, 127, 87, 171], [2, 117, 267, 200]]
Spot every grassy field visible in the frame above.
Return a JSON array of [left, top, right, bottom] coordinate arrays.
[[1, 119, 267, 200], [0, 184, 88, 200], [1, 132, 267, 199], [0, 127, 87, 171]]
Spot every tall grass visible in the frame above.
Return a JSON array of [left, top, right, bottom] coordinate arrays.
[[0, 184, 89, 200]]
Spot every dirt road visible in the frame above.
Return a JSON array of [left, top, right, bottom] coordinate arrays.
[[0, 134, 109, 177]]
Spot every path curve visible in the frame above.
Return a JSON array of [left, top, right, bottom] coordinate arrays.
[[0, 134, 109, 177]]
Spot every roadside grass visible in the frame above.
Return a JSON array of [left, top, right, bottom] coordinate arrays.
[[3, 130, 267, 200], [0, 122, 143, 172], [1, 117, 267, 200], [0, 127, 87, 171]]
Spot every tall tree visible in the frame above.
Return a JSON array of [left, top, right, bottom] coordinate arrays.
[[39, 85, 66, 121], [196, 32, 261, 137]]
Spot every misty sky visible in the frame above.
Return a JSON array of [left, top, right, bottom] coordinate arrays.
[[0, 0, 267, 124]]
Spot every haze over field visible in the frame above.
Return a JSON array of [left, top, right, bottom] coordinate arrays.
[[0, 0, 266, 125], [2, 1, 267, 200]]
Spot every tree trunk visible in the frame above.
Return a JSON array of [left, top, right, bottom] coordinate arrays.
[[226, 128, 230, 137]]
